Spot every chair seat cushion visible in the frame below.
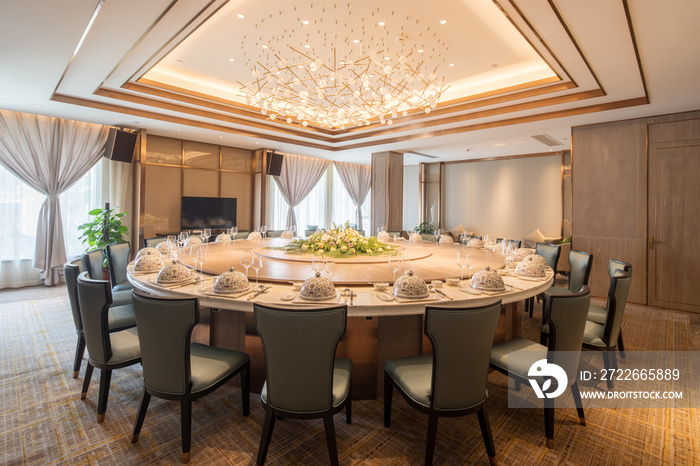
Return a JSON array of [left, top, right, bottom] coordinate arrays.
[[190, 343, 250, 394], [582, 321, 606, 347], [385, 354, 432, 408], [587, 303, 608, 324], [108, 304, 136, 331], [490, 338, 547, 380], [108, 327, 141, 364], [112, 281, 133, 292], [112, 289, 132, 307], [261, 358, 352, 409]]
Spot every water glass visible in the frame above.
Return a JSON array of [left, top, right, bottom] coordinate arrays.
[[251, 255, 263, 284], [241, 251, 252, 278], [325, 259, 336, 281]]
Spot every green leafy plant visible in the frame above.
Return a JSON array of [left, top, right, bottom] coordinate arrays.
[[413, 222, 434, 234], [560, 237, 572, 244], [78, 207, 129, 267]]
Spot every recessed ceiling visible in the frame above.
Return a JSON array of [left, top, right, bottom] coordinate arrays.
[[1, 0, 699, 164]]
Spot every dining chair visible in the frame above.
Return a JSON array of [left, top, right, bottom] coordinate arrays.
[[586, 260, 632, 334], [131, 293, 250, 463], [384, 302, 501, 465], [265, 229, 284, 238], [491, 287, 591, 448], [234, 230, 250, 240], [76, 272, 141, 423], [82, 248, 105, 281], [254, 303, 351, 466], [65, 260, 136, 379], [106, 242, 133, 291], [143, 236, 167, 248], [581, 270, 631, 388], [386, 230, 403, 239], [543, 250, 593, 297], [525, 243, 561, 318]]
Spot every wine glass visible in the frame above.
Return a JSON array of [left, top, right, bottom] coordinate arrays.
[[260, 225, 267, 242], [241, 251, 252, 278], [204, 228, 212, 244], [387, 255, 402, 281], [192, 246, 202, 280], [312, 253, 325, 274], [251, 254, 263, 284], [457, 251, 468, 281], [435, 228, 442, 245], [325, 259, 336, 281], [231, 226, 238, 244], [466, 254, 475, 278], [290, 224, 296, 237]]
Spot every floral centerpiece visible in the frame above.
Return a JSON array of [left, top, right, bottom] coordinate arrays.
[[270, 222, 396, 258]]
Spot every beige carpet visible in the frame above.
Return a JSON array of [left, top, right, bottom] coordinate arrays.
[[0, 294, 698, 465]]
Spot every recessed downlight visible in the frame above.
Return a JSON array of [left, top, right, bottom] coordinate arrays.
[[440, 19, 447, 24], [237, 13, 246, 18], [302, 20, 309, 25], [378, 21, 386, 26], [228, 58, 236, 62]]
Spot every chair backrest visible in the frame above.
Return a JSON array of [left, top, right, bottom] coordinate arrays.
[[386, 231, 403, 239], [422, 233, 437, 242], [608, 259, 632, 278], [76, 272, 113, 365], [234, 230, 250, 240], [265, 230, 284, 238], [82, 249, 104, 280], [536, 242, 561, 275], [545, 286, 591, 381], [144, 236, 167, 248], [568, 250, 593, 292], [254, 304, 347, 413], [132, 293, 198, 395], [64, 258, 84, 333], [507, 239, 521, 249], [602, 270, 632, 347], [106, 242, 131, 289], [424, 302, 501, 411]]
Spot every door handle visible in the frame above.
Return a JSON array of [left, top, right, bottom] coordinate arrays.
[[649, 236, 664, 250]]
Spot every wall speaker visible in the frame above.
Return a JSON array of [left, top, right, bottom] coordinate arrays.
[[105, 128, 138, 163], [266, 151, 284, 176]]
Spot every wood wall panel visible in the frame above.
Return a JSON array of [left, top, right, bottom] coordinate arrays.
[[220, 172, 253, 230], [183, 169, 219, 197], [143, 165, 181, 238]]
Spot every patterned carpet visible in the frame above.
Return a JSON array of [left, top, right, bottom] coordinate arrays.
[[0, 294, 697, 465]]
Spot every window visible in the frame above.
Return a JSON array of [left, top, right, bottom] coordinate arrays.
[[266, 164, 371, 234], [61, 162, 103, 258]]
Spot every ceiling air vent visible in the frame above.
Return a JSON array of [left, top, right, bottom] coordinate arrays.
[[531, 134, 563, 147]]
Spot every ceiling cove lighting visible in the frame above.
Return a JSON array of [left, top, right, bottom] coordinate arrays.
[[237, 2, 450, 129]]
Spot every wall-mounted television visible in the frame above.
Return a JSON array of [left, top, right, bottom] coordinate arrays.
[[181, 197, 236, 230]]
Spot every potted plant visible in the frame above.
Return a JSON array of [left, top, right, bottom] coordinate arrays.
[[413, 222, 435, 234], [78, 206, 129, 278]]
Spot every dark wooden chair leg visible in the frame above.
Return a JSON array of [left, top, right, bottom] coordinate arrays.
[[617, 331, 626, 359], [131, 389, 151, 443], [540, 332, 548, 345], [602, 351, 614, 389], [181, 399, 192, 463], [323, 412, 339, 466], [477, 406, 496, 465], [257, 409, 276, 465], [81, 363, 94, 399], [241, 364, 250, 416], [570, 382, 586, 426], [528, 297, 534, 318], [384, 371, 393, 428], [96, 369, 112, 423], [425, 412, 439, 466], [544, 398, 554, 448], [73, 333, 86, 378]]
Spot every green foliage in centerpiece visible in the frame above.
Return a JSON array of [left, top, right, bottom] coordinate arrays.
[[270, 221, 396, 258]]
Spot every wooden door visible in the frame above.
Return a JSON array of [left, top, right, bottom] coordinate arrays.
[[648, 120, 700, 312]]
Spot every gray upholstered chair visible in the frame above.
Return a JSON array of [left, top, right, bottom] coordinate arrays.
[[581, 270, 632, 388], [525, 242, 562, 318], [106, 242, 133, 291], [491, 287, 591, 448], [384, 302, 501, 465], [586, 260, 632, 357], [304, 229, 318, 237], [65, 259, 136, 379], [421, 233, 437, 242], [82, 248, 105, 281], [265, 229, 284, 238], [143, 236, 167, 248], [386, 230, 403, 239], [131, 293, 250, 464], [76, 272, 141, 423], [234, 230, 250, 240], [254, 303, 351, 466]]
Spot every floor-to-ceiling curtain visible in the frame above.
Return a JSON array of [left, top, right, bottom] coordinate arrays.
[[334, 161, 371, 231], [273, 153, 330, 232], [0, 110, 108, 285]]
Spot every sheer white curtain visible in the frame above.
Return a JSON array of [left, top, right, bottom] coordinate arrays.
[[272, 153, 330, 232], [333, 161, 371, 231], [331, 169, 370, 233], [268, 170, 328, 231], [0, 110, 108, 285]]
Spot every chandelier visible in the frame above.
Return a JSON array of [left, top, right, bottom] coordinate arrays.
[[237, 3, 451, 130]]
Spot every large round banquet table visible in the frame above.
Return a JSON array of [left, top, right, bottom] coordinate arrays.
[[128, 238, 553, 398]]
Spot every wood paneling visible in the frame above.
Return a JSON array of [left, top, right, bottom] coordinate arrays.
[[220, 172, 253, 231], [143, 165, 181, 238], [183, 169, 219, 197], [648, 118, 700, 312]]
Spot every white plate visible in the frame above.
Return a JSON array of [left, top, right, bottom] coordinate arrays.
[[376, 292, 394, 302], [281, 292, 296, 301]]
